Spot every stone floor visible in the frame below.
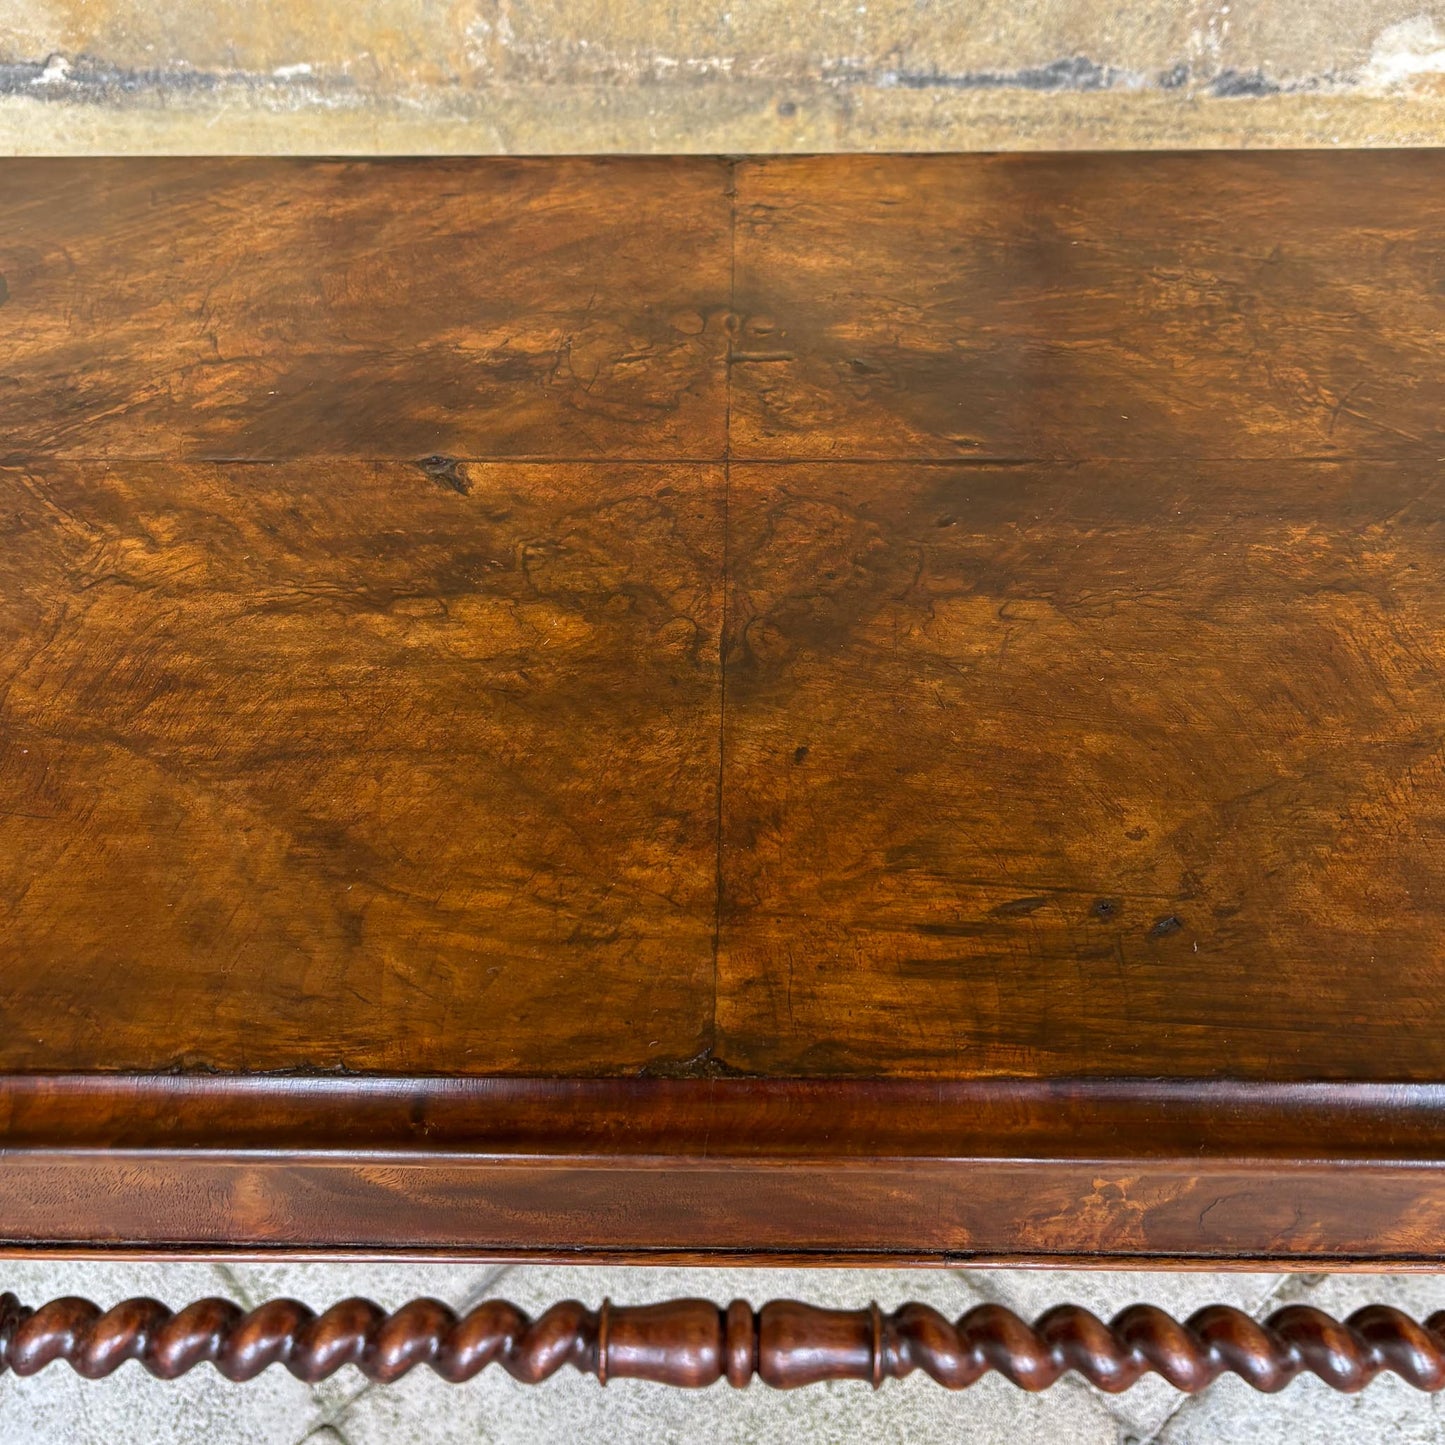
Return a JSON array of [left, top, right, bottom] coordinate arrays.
[[2, 1262, 1442, 1443]]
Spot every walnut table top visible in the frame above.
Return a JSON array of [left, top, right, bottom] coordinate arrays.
[[3, 153, 1445, 1271]]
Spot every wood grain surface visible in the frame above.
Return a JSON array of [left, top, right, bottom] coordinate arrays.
[[0, 460, 721, 1072], [3, 154, 1445, 1258], [0, 158, 731, 460], [730, 152, 1445, 460], [9, 1148, 1445, 1264], [717, 460, 1445, 1077]]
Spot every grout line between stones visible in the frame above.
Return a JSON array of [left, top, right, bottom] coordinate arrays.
[[212, 1260, 257, 1311], [317, 1263, 517, 1438], [298, 1425, 359, 1445], [951, 1269, 1124, 1433], [954, 1268, 1337, 1445], [1133, 1271, 1301, 1444]]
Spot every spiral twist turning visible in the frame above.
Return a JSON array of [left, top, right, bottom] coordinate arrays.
[[0, 1292, 1442, 1393]]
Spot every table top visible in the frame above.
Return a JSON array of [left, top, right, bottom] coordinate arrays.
[[4, 153, 1445, 1263]]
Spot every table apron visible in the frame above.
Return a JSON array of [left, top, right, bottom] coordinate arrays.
[[1, 1153, 1443, 1265]]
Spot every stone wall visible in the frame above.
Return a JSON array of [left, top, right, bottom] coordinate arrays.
[[2, 2, 1444, 153]]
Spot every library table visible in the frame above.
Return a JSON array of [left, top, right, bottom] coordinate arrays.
[[3, 152, 1445, 1393]]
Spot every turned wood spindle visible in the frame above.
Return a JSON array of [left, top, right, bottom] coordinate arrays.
[[2, 1293, 1444, 1394]]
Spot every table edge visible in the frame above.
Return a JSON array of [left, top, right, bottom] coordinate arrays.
[[2, 1072, 1443, 1160]]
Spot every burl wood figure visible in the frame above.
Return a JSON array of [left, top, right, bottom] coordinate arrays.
[[2, 152, 1445, 1395]]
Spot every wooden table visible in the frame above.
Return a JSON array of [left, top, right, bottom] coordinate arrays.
[[3, 152, 1445, 1395]]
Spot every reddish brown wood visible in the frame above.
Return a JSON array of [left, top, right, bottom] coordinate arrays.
[[0, 461, 723, 1075], [3, 1291, 1444, 1394], [9, 1153, 1445, 1265], [0, 158, 731, 460], [730, 152, 1445, 460], [716, 458, 1445, 1077], [2, 1076, 1445, 1264], [7, 1074, 1445, 1160], [3, 153, 1445, 1266]]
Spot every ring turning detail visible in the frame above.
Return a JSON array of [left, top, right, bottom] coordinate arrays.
[[2, 1293, 1444, 1394]]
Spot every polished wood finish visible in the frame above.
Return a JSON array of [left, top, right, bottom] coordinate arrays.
[[0, 461, 722, 1073], [730, 153, 1445, 460], [718, 459, 1445, 1077], [1, 158, 730, 460], [12, 1152, 1445, 1265], [5, 1290, 1445, 1394], [3, 153, 1445, 1264], [4, 1077, 1445, 1265]]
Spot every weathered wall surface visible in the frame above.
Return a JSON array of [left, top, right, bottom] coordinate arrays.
[[2, 2, 1445, 153]]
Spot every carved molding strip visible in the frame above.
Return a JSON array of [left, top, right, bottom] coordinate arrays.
[[2, 1292, 1443, 1393]]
